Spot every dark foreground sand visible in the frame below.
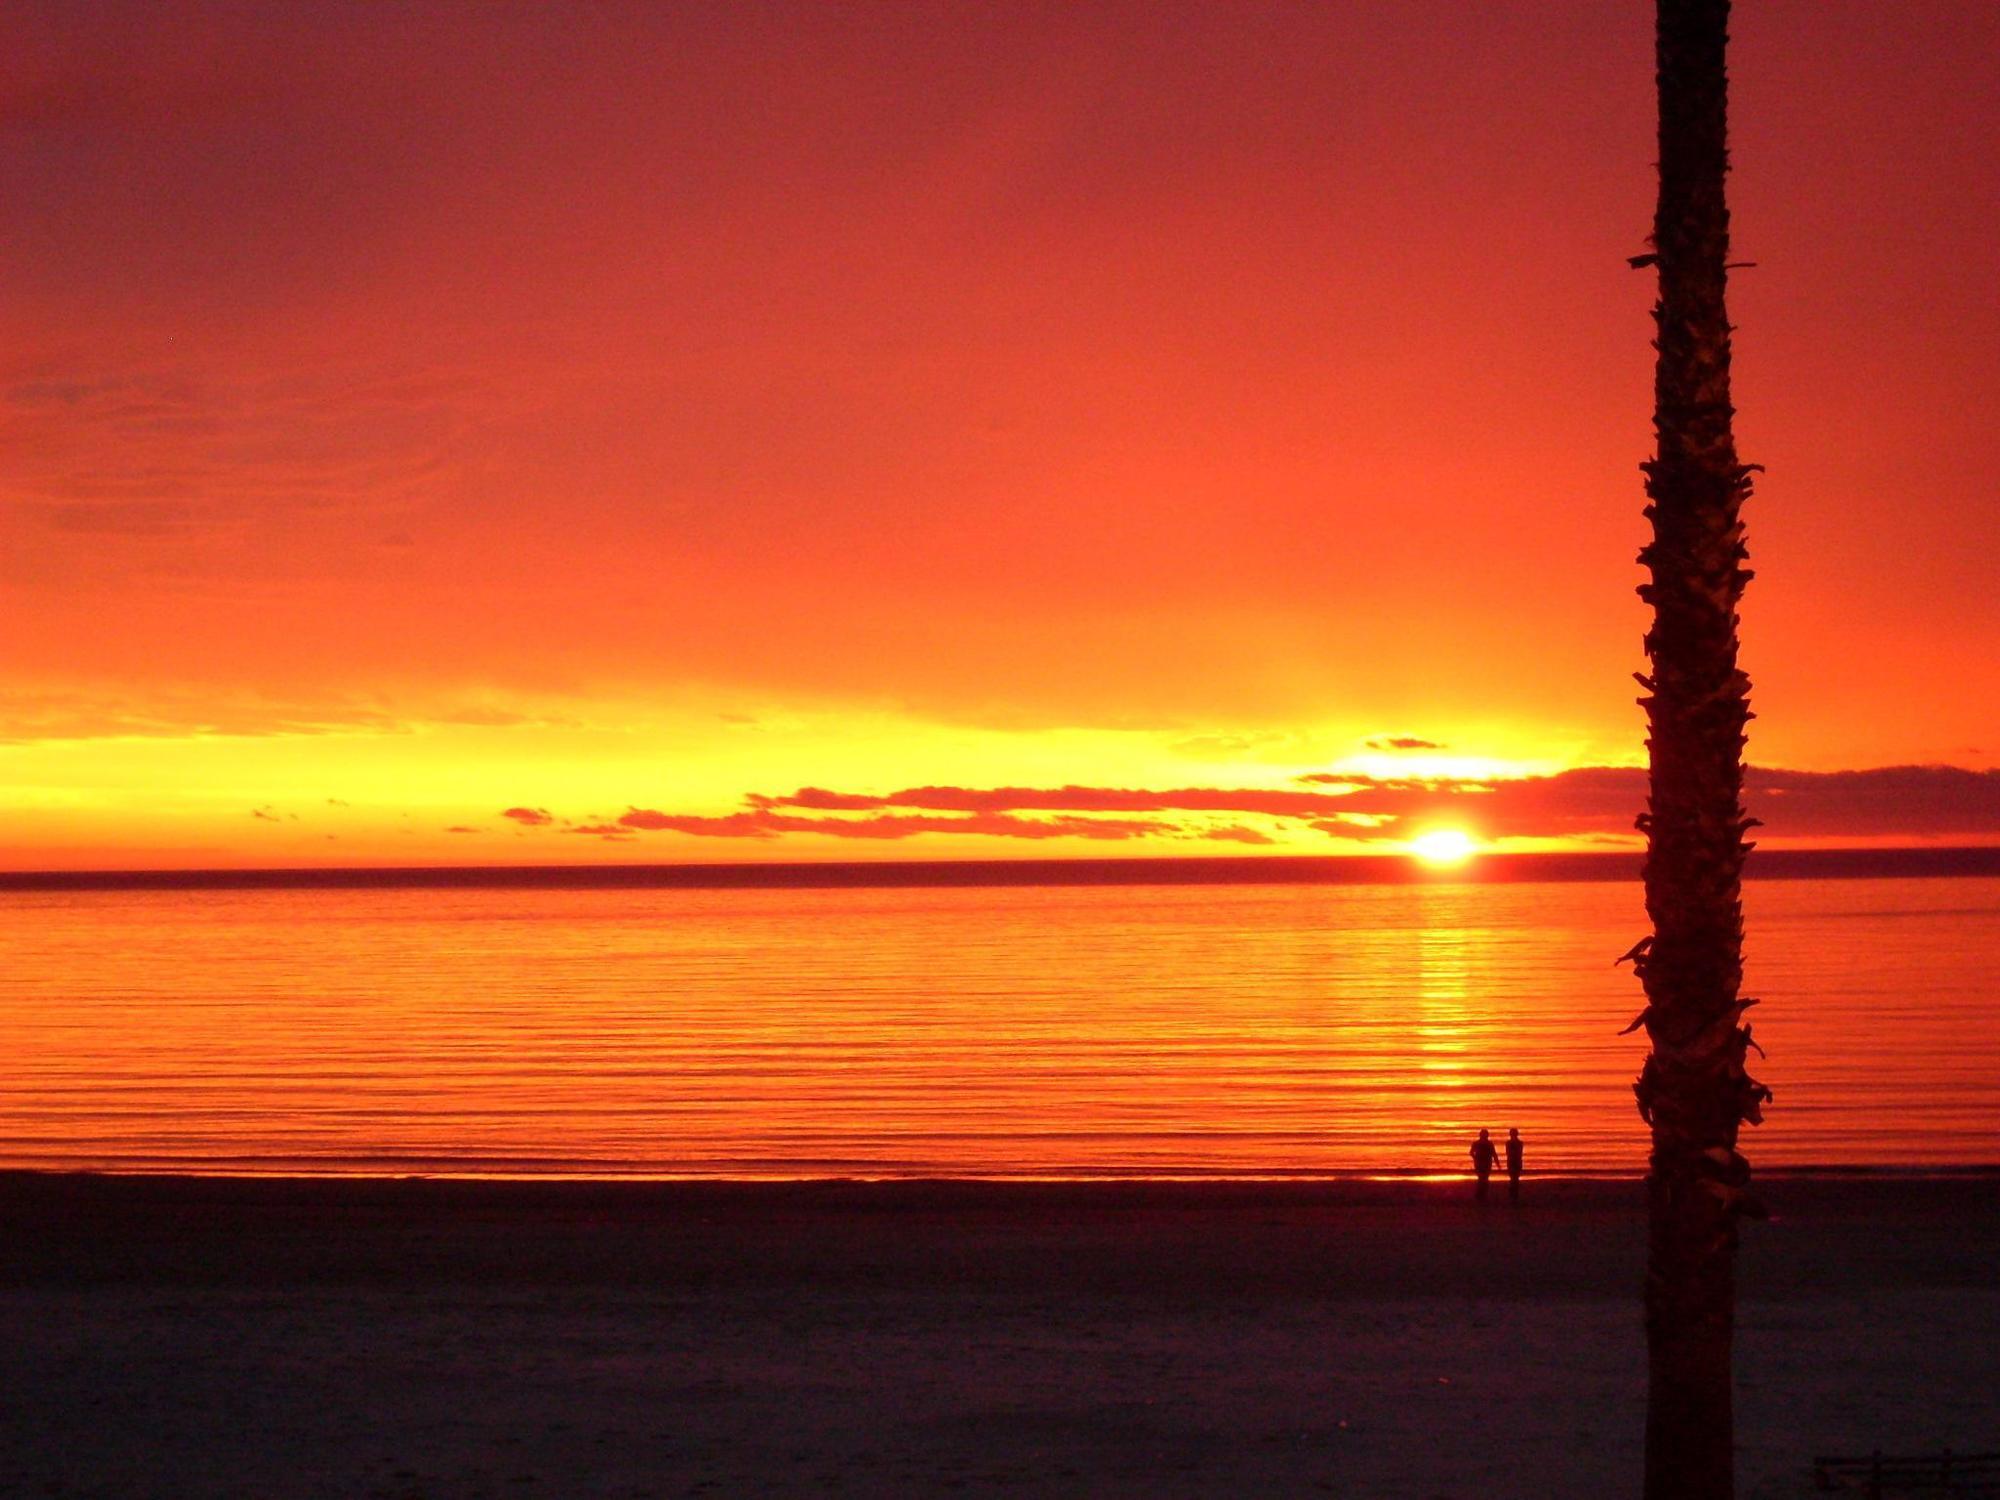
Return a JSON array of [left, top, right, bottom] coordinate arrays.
[[2, 1175, 1994, 1499]]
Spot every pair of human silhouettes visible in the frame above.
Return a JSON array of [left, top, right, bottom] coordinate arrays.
[[1469, 1127, 1524, 1201]]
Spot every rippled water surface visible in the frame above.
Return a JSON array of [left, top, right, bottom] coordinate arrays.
[[3, 877, 1995, 1175]]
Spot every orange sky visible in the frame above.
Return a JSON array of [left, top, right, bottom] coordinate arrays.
[[2, 1, 1996, 868]]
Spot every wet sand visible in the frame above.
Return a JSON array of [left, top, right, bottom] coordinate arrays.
[[2, 1174, 1994, 1498]]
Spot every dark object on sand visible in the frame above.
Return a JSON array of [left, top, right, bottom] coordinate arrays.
[[1811, 1448, 1998, 1496]]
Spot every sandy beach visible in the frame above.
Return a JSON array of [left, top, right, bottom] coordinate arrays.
[[1, 1174, 1993, 1498]]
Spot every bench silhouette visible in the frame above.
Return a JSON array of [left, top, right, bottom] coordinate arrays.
[[1813, 1450, 1999, 1495]]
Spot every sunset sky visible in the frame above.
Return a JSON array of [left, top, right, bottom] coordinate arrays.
[[3, 0, 1995, 868]]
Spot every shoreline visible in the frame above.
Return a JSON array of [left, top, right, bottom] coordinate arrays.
[[4, 1164, 1997, 1199]]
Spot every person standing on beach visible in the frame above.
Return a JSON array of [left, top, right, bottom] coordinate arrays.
[[1470, 1129, 1497, 1201], [1505, 1127, 1524, 1202]]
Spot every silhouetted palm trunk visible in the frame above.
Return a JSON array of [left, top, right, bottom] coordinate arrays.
[[1628, 2, 1770, 1497]]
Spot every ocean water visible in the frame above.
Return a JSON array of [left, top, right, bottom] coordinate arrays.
[[2, 875, 1995, 1177]]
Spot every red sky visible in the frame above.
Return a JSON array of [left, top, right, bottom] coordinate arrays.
[[2, 1, 1995, 867]]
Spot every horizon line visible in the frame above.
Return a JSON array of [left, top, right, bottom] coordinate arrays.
[[4, 845, 1999, 892]]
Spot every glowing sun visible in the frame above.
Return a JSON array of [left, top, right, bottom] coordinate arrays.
[[1409, 829, 1479, 866]]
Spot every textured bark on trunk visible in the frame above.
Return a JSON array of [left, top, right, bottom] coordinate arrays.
[[1629, 3, 1770, 1498]]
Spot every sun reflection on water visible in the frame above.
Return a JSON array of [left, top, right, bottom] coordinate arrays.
[[0, 878, 1994, 1176]]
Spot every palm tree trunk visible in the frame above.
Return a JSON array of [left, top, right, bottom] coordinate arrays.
[[1629, 2, 1770, 1497]]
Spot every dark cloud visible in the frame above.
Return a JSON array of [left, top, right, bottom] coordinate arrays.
[[1743, 765, 2000, 837], [619, 809, 778, 839], [1301, 765, 2000, 841], [589, 765, 2000, 847], [1319, 764, 2000, 841], [1295, 773, 1440, 791], [750, 787, 884, 812], [501, 806, 553, 826], [443, 825, 479, 834], [1366, 736, 1444, 751]]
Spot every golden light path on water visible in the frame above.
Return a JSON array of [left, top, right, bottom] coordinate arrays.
[[2, 876, 1996, 1177]]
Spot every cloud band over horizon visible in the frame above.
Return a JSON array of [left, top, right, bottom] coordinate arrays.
[[497, 765, 2000, 848]]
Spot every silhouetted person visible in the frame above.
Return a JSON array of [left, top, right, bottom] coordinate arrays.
[[1470, 1128, 1497, 1201], [1505, 1127, 1524, 1202]]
